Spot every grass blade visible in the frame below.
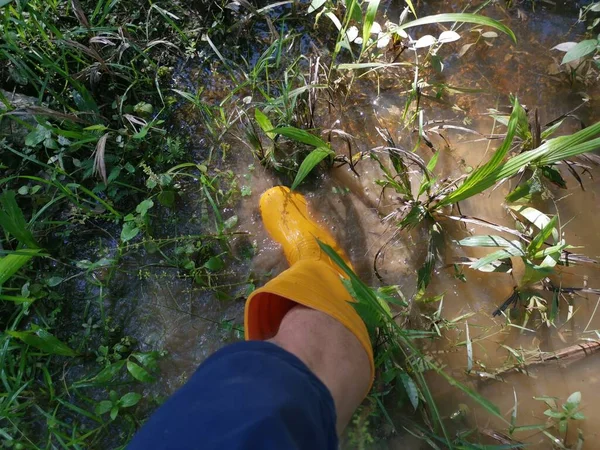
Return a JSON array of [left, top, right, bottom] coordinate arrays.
[[362, 0, 380, 53], [271, 126, 329, 148], [7, 328, 77, 357], [255, 109, 276, 140], [395, 13, 516, 43], [457, 235, 515, 248], [0, 191, 39, 249], [439, 98, 523, 206], [0, 249, 40, 286], [291, 147, 334, 190]]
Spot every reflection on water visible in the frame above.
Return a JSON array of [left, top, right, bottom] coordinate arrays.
[[124, 0, 600, 447]]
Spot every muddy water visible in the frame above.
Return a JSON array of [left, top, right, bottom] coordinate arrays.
[[125, 1, 600, 448]]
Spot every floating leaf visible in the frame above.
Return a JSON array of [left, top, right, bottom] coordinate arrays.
[[92, 360, 126, 384], [552, 42, 577, 52], [413, 34, 436, 48], [95, 400, 113, 415], [438, 30, 460, 43], [561, 39, 598, 64]]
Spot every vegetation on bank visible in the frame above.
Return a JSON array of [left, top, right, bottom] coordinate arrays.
[[1, 0, 599, 448]]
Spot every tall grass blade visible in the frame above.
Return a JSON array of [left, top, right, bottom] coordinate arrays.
[[271, 126, 329, 148], [362, 0, 380, 54], [0, 191, 39, 249], [254, 109, 276, 140], [0, 249, 40, 286], [319, 240, 508, 440], [439, 98, 523, 206], [395, 13, 517, 43], [7, 328, 77, 357], [439, 119, 600, 208]]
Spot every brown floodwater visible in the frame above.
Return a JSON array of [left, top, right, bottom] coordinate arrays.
[[123, 1, 600, 448]]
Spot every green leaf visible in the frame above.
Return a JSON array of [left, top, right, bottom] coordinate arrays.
[[399, 372, 419, 410], [362, 0, 381, 53], [135, 199, 154, 217], [565, 391, 581, 409], [119, 392, 142, 408], [0, 249, 40, 286], [270, 127, 329, 149], [95, 400, 113, 415], [528, 216, 558, 254], [541, 166, 566, 188], [544, 409, 565, 419], [127, 360, 154, 382], [436, 368, 504, 421], [457, 235, 515, 248], [395, 13, 517, 43], [0, 190, 39, 249], [92, 360, 126, 384], [120, 222, 140, 242], [7, 328, 77, 356], [0, 294, 37, 303], [157, 190, 176, 207], [47, 276, 64, 287], [439, 98, 525, 206], [132, 351, 161, 371], [519, 261, 553, 287], [204, 256, 224, 272], [291, 147, 334, 190], [471, 242, 525, 270], [110, 406, 119, 420], [562, 39, 598, 64], [25, 124, 51, 147], [255, 109, 276, 141]]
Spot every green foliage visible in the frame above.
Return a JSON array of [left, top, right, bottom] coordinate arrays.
[[561, 39, 599, 64], [0, 248, 39, 287], [536, 392, 586, 445], [7, 327, 77, 357], [0, 190, 39, 248], [319, 240, 509, 446]]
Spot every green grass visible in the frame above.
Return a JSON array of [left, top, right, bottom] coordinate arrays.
[[2, 0, 600, 448]]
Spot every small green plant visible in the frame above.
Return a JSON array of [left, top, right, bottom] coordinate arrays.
[[96, 391, 142, 421], [253, 108, 335, 189], [536, 392, 586, 447]]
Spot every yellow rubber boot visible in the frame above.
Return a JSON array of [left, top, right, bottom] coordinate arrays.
[[244, 186, 374, 390]]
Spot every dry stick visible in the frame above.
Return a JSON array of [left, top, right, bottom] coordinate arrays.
[[483, 340, 600, 381]]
